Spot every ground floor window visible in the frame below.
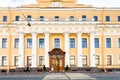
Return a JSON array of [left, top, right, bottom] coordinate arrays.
[[2, 56, 7, 66], [119, 55, 120, 65], [106, 55, 112, 65], [95, 55, 100, 65], [27, 56, 32, 66], [70, 55, 75, 66], [14, 56, 19, 66], [39, 56, 44, 66], [82, 55, 87, 66]]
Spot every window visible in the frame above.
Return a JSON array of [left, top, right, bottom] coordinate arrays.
[[39, 38, 44, 48], [119, 55, 120, 65], [39, 56, 44, 66], [106, 16, 110, 22], [106, 38, 111, 48], [82, 55, 87, 66], [106, 55, 112, 65], [14, 56, 19, 66], [94, 16, 98, 21], [70, 55, 75, 66], [70, 16, 74, 21], [14, 38, 19, 48], [27, 56, 32, 66], [55, 16, 59, 21], [2, 38, 7, 48], [27, 38, 32, 48], [118, 16, 120, 22], [3, 16, 7, 22], [70, 38, 75, 48], [40, 16, 44, 21], [27, 15, 32, 21], [95, 38, 99, 48], [54, 38, 60, 48], [15, 16, 20, 21], [82, 38, 87, 48], [95, 55, 100, 65], [118, 38, 120, 48], [2, 56, 7, 66], [82, 15, 86, 21]]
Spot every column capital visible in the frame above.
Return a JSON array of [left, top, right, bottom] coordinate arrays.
[[77, 31, 83, 35], [63, 31, 70, 35]]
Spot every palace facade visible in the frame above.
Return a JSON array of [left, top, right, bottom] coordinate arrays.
[[0, 0, 120, 72]]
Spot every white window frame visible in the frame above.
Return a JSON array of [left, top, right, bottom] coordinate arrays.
[[82, 54, 88, 66], [70, 55, 76, 66], [105, 37, 113, 48], [69, 37, 76, 48], [1, 55, 8, 66], [95, 54, 101, 66], [53, 37, 61, 48], [82, 37, 88, 48], [26, 38, 32, 48], [106, 54, 113, 65], [38, 38, 45, 48], [13, 38, 19, 48]]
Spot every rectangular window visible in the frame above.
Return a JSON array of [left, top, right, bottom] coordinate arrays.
[[2, 38, 7, 48], [54, 38, 60, 48], [70, 38, 75, 48], [82, 38, 87, 48], [39, 38, 44, 48], [95, 55, 100, 65], [39, 56, 44, 66], [2, 56, 7, 66], [82, 55, 87, 66], [40, 16, 44, 21], [14, 38, 19, 48], [118, 16, 120, 22], [119, 55, 120, 65], [107, 55, 112, 65], [3, 16, 7, 22], [27, 15, 32, 21], [118, 38, 120, 48], [82, 15, 86, 21], [27, 38, 32, 48], [94, 16, 98, 21], [70, 16, 74, 21], [106, 38, 111, 48], [95, 38, 99, 48], [55, 16, 59, 21], [14, 56, 19, 66], [15, 16, 20, 21], [27, 56, 32, 66], [106, 16, 110, 22], [70, 55, 75, 66]]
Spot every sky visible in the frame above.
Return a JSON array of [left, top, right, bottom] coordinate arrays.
[[0, 0, 120, 7]]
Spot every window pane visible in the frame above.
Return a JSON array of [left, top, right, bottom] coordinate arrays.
[[40, 16, 44, 21], [118, 16, 120, 22], [106, 38, 111, 48], [15, 16, 19, 21], [54, 38, 60, 48], [95, 55, 100, 65], [82, 15, 86, 21], [27, 38, 32, 48], [95, 38, 99, 48], [55, 16, 59, 21], [39, 56, 44, 66], [14, 38, 19, 48], [82, 38, 87, 48], [70, 38, 75, 48], [94, 16, 98, 21], [27, 15, 32, 21], [106, 16, 110, 22], [82, 55, 87, 66], [70, 55, 75, 66], [107, 55, 112, 65], [70, 16, 74, 21], [14, 56, 19, 66], [2, 56, 7, 66], [118, 38, 120, 48], [3, 16, 7, 22], [39, 38, 44, 48], [2, 38, 7, 48], [27, 56, 32, 66]]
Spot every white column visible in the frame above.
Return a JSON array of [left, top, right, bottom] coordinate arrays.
[[76, 0, 80, 4], [64, 32, 70, 67], [18, 32, 24, 67], [31, 32, 37, 68], [77, 32, 83, 67], [44, 32, 50, 67], [90, 31, 96, 67]]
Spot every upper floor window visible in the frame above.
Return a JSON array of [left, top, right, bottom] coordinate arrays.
[[106, 38, 111, 48], [55, 16, 59, 21], [2, 56, 7, 66], [40, 16, 44, 21], [118, 38, 120, 48], [106, 55, 112, 65], [27, 15, 32, 21], [106, 16, 110, 22], [70, 16, 74, 21], [70, 38, 75, 48], [15, 16, 20, 21], [94, 16, 98, 21], [54, 38, 60, 48], [2, 38, 7, 48], [82, 38, 87, 48], [39, 38, 44, 48], [14, 38, 19, 48], [95, 38, 99, 48], [118, 16, 120, 22], [3, 16, 7, 22], [82, 15, 86, 21], [27, 38, 32, 48]]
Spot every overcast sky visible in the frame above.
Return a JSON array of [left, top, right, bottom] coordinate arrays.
[[0, 0, 120, 7]]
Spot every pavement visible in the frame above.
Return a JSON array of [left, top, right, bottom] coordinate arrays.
[[0, 72, 120, 80]]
